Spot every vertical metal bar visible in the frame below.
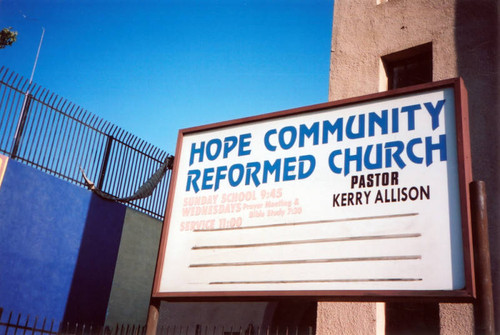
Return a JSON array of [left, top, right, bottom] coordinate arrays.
[[0, 79, 12, 151], [4, 311, 13, 335], [112, 134, 127, 196], [17, 94, 37, 161], [127, 147, 141, 200], [21, 314, 29, 335], [54, 105, 73, 175], [49, 320, 55, 335], [31, 317, 38, 335], [81, 116, 99, 183], [11, 93, 32, 158], [0, 81, 17, 151], [127, 137, 142, 195], [88, 118, 106, 178], [97, 135, 113, 190], [1, 75, 18, 146], [108, 129, 124, 195], [42, 103, 63, 171], [65, 108, 84, 178], [14, 313, 21, 335], [32, 96, 52, 167], [74, 114, 93, 182], [116, 134, 133, 197], [49, 101, 69, 173], [471, 180, 495, 335], [119, 139, 134, 197], [25, 93, 44, 163], [34, 93, 56, 167]]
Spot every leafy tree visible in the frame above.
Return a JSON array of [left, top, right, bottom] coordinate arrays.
[[0, 27, 18, 49]]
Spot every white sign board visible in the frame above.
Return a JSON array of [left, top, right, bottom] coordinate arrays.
[[154, 79, 473, 298]]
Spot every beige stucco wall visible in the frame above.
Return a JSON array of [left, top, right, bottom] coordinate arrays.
[[316, 302, 378, 335], [326, 0, 498, 334], [329, 0, 458, 101]]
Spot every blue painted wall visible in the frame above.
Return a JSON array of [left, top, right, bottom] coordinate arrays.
[[0, 157, 126, 324]]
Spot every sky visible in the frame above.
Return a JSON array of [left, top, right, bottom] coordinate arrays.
[[0, 0, 334, 154]]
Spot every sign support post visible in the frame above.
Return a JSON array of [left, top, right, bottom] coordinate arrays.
[[471, 180, 495, 335]]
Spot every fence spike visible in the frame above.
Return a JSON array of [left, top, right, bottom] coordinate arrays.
[[87, 113, 99, 129], [11, 73, 20, 88], [33, 316, 39, 335], [152, 146, 162, 160], [5, 70, 15, 86], [49, 319, 55, 334], [82, 110, 92, 124], [75, 106, 84, 119], [52, 94, 63, 108], [136, 138, 148, 152], [142, 142, 154, 157], [32, 84, 42, 98], [123, 132, 133, 146], [114, 128, 126, 143], [66, 103, 77, 117], [19, 77, 30, 92], [130, 135, 141, 148], [94, 117, 106, 133], [116, 128, 126, 141], [109, 124, 120, 138], [57, 97, 68, 111], [103, 122, 113, 136], [44, 92, 55, 107], [45, 92, 56, 106]]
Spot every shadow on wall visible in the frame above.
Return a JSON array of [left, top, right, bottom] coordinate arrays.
[[263, 300, 317, 331], [455, 0, 499, 328], [62, 194, 126, 326]]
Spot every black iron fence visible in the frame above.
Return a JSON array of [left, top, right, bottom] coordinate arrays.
[[0, 309, 146, 335], [156, 325, 315, 335], [0, 66, 172, 220], [0, 309, 315, 335]]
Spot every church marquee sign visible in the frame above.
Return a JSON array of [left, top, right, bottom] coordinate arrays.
[[153, 78, 474, 298]]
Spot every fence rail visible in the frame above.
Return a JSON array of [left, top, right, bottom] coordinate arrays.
[[0, 66, 172, 220]]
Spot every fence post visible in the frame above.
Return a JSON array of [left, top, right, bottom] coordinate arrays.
[[11, 93, 33, 159], [471, 180, 495, 335], [146, 301, 160, 335], [97, 135, 114, 190]]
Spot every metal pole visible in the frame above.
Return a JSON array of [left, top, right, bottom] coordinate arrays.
[[11, 27, 45, 158], [146, 300, 160, 335], [470, 180, 495, 335], [29, 27, 45, 85], [10, 94, 32, 158]]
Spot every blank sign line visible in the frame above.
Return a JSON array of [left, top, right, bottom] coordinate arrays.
[[192, 233, 421, 250], [189, 255, 421, 268], [209, 278, 423, 285], [193, 212, 418, 232]]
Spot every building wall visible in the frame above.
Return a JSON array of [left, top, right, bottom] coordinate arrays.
[[328, 0, 499, 332], [0, 155, 99, 322], [0, 155, 162, 326], [157, 301, 270, 331], [105, 209, 163, 326]]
